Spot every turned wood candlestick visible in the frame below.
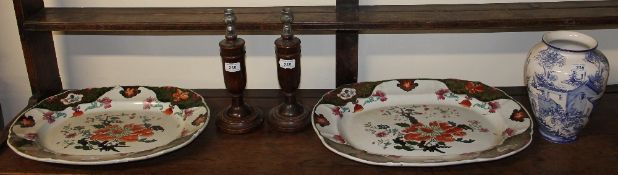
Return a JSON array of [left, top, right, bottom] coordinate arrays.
[[217, 9, 263, 134], [267, 8, 309, 132]]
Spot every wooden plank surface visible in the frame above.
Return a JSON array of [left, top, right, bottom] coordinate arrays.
[[357, 2, 618, 33], [22, 1, 618, 33], [14, 0, 63, 100], [1, 89, 617, 174], [335, 0, 359, 86], [24, 6, 338, 33]]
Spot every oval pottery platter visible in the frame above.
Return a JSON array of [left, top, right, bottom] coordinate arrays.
[[8, 86, 210, 165], [312, 79, 533, 166]]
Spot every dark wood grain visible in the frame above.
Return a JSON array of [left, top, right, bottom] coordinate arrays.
[[335, 0, 359, 87], [217, 37, 263, 134], [0, 103, 3, 130], [0, 89, 617, 174], [21, 1, 618, 33], [336, 30, 359, 86], [13, 0, 63, 100], [24, 6, 338, 33], [357, 2, 618, 33], [269, 34, 310, 132]]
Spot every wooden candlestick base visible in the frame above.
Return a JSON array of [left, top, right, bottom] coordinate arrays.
[[217, 105, 263, 134], [268, 8, 308, 132], [267, 103, 309, 132]]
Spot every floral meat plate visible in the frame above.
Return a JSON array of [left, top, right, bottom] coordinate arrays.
[[312, 79, 533, 166], [8, 86, 210, 165]]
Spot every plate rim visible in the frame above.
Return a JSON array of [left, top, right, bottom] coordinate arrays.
[[6, 86, 211, 165], [311, 79, 534, 167]]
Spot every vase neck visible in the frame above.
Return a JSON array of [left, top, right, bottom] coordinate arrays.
[[542, 31, 598, 52]]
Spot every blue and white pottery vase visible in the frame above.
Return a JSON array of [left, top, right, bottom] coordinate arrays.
[[525, 31, 609, 143]]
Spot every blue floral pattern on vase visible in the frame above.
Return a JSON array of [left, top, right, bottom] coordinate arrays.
[[525, 31, 609, 143]]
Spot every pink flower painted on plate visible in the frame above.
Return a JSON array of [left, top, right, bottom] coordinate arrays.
[[503, 128, 515, 137], [436, 89, 449, 100], [488, 101, 500, 113], [373, 90, 388, 102], [331, 106, 342, 117], [183, 109, 194, 120], [97, 97, 113, 109], [333, 135, 346, 144], [375, 131, 387, 137], [143, 97, 156, 110], [42, 111, 55, 124]]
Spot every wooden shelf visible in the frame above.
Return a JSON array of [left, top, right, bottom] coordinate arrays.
[[1, 88, 617, 174], [22, 1, 618, 33], [23, 6, 338, 33]]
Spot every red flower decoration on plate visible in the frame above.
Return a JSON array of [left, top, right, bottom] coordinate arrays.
[[17, 115, 35, 128], [172, 89, 190, 102], [72, 106, 84, 117], [353, 104, 364, 113], [402, 121, 468, 143], [90, 124, 155, 142], [459, 99, 472, 108], [465, 82, 485, 94], [314, 113, 330, 127], [509, 109, 528, 122], [163, 106, 174, 116], [120, 87, 141, 98], [397, 80, 418, 92]]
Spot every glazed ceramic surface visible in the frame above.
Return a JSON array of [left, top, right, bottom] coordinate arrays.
[[8, 86, 210, 165], [525, 31, 609, 143], [312, 79, 532, 166]]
